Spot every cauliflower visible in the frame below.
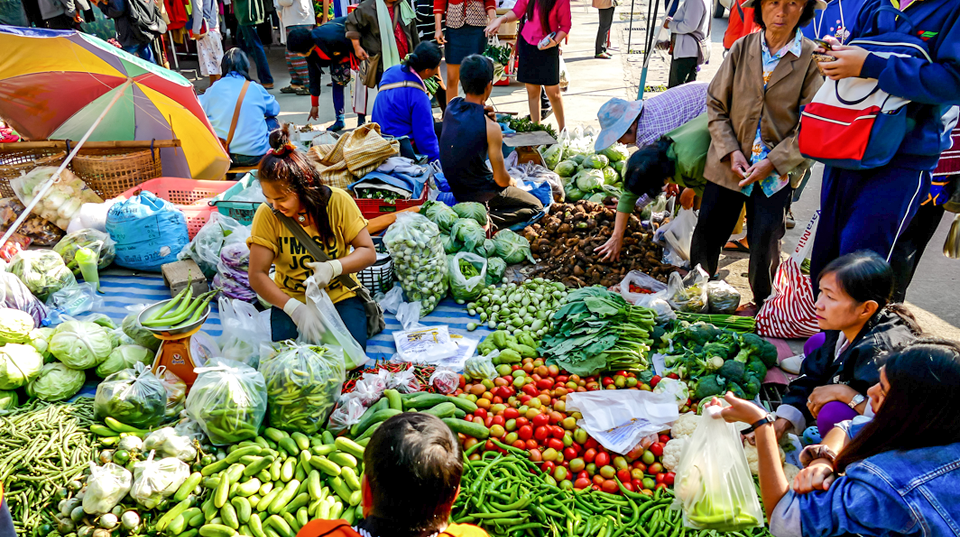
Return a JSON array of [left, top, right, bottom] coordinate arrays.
[[783, 463, 801, 484], [671, 412, 701, 439], [742, 443, 787, 475], [662, 438, 686, 471]]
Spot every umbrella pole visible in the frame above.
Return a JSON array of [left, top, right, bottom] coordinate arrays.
[[0, 78, 133, 248]]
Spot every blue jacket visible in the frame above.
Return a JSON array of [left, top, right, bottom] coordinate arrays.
[[850, 0, 960, 170], [770, 442, 960, 537], [199, 73, 280, 158], [800, 0, 867, 40], [370, 65, 440, 163]]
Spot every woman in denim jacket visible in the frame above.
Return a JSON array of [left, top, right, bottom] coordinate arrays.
[[711, 338, 960, 537]]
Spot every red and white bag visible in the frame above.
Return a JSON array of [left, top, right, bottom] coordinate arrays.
[[756, 211, 820, 339]]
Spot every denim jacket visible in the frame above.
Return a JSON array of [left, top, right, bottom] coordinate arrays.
[[770, 442, 960, 537]]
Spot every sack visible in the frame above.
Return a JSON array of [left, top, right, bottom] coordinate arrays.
[[127, 0, 167, 42], [259, 341, 346, 434], [301, 277, 370, 370], [308, 123, 399, 189], [106, 190, 189, 272], [756, 211, 820, 338], [673, 406, 763, 530], [798, 7, 930, 170]]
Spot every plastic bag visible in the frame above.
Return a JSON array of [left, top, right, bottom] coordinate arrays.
[[430, 367, 460, 394], [178, 213, 249, 277], [619, 270, 669, 305], [160, 368, 187, 420], [259, 341, 345, 434], [353, 370, 388, 405], [464, 354, 497, 380], [387, 365, 421, 393], [302, 276, 369, 370], [661, 208, 697, 267], [45, 283, 103, 317], [53, 228, 115, 277], [0, 198, 64, 246], [142, 427, 198, 461], [326, 394, 365, 435], [706, 281, 741, 314], [10, 167, 103, 230], [0, 271, 47, 326], [106, 190, 189, 272], [186, 358, 267, 445], [215, 242, 255, 302], [94, 363, 168, 429], [673, 406, 763, 530], [8, 250, 76, 302], [384, 213, 448, 316], [448, 252, 487, 302], [130, 452, 190, 509], [666, 265, 709, 313], [82, 462, 133, 515], [217, 297, 271, 369], [0, 234, 30, 263]]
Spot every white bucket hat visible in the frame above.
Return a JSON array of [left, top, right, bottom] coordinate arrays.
[[595, 98, 644, 152]]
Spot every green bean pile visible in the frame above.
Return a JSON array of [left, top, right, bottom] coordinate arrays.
[[0, 398, 99, 535], [453, 441, 774, 537]]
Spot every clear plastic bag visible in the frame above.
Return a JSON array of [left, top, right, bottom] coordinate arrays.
[[666, 265, 709, 313], [82, 462, 133, 515], [464, 354, 497, 381], [706, 281, 742, 314], [619, 270, 668, 305], [143, 427, 198, 462], [10, 167, 103, 230], [386, 366, 421, 393], [53, 228, 116, 277], [45, 282, 103, 317], [326, 394, 365, 435], [177, 213, 249, 277], [661, 207, 697, 267], [259, 341, 345, 434], [160, 368, 187, 421], [186, 358, 267, 445], [383, 212, 448, 316], [353, 370, 388, 405], [0, 271, 48, 326], [430, 367, 460, 394], [0, 197, 64, 246], [302, 276, 369, 370], [673, 406, 763, 530], [448, 252, 487, 302], [130, 452, 190, 509], [8, 250, 76, 302], [217, 297, 271, 369], [94, 363, 168, 429]]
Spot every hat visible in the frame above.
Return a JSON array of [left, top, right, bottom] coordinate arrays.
[[595, 98, 644, 152], [742, 0, 827, 9]]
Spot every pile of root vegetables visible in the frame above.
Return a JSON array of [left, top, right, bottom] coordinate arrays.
[[522, 201, 677, 287]]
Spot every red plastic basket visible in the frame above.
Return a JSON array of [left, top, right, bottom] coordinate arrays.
[[354, 187, 429, 220], [118, 177, 237, 239]]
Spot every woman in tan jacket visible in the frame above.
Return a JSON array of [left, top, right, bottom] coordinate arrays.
[[688, 0, 823, 309], [593, 0, 614, 58]]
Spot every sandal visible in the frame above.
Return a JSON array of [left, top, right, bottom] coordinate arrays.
[[595, 52, 613, 59], [724, 237, 750, 253], [295, 87, 311, 95], [280, 85, 300, 93]]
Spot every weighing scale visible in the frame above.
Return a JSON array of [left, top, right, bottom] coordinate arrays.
[[139, 298, 212, 387]]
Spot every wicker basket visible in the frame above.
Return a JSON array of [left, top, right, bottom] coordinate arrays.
[[0, 149, 69, 199], [72, 148, 163, 199]]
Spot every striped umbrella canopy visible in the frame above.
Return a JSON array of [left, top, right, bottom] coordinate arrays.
[[0, 25, 229, 180]]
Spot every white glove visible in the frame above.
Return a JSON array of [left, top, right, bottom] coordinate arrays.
[[305, 259, 343, 289], [283, 298, 325, 338]]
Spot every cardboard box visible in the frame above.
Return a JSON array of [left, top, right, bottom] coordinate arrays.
[[161, 260, 210, 298]]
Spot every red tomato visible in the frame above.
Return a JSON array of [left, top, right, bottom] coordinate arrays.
[[547, 438, 564, 451], [656, 472, 667, 484], [585, 437, 599, 450], [519, 395, 532, 405], [601, 480, 619, 494], [504, 408, 520, 420], [517, 425, 533, 441], [592, 475, 605, 486], [534, 426, 550, 441], [556, 375, 568, 384], [536, 379, 553, 390], [563, 447, 579, 461], [525, 439, 539, 450], [655, 483, 669, 491], [484, 416, 493, 427], [551, 426, 565, 439], [631, 479, 643, 490], [528, 449, 542, 462], [602, 377, 615, 387], [574, 477, 591, 490], [459, 376, 467, 388], [474, 408, 487, 419], [583, 449, 597, 463], [531, 374, 542, 382], [491, 415, 505, 426], [649, 443, 664, 457], [522, 384, 539, 397], [659, 434, 671, 444], [542, 461, 556, 474], [491, 396, 503, 404], [503, 375, 514, 385], [532, 413, 549, 428], [650, 375, 662, 388], [666, 373, 679, 380], [464, 415, 474, 422], [617, 469, 632, 484], [484, 440, 496, 451], [622, 481, 636, 492], [512, 440, 526, 450], [511, 365, 521, 371], [592, 484, 601, 492], [664, 472, 675, 485], [516, 417, 530, 428], [595, 452, 610, 467]]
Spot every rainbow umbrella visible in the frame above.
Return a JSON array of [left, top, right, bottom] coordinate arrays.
[[0, 25, 229, 180]]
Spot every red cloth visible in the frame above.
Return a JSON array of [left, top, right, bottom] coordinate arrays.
[[723, 0, 758, 50], [434, 0, 495, 15], [934, 127, 960, 176], [164, 0, 189, 30], [390, 4, 410, 59]]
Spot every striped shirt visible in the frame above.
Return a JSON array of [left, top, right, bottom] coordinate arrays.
[[634, 82, 709, 148]]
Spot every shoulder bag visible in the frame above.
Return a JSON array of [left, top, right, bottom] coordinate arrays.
[[273, 209, 386, 338], [219, 80, 250, 154]]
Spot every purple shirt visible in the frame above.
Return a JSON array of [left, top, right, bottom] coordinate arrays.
[[634, 82, 709, 148]]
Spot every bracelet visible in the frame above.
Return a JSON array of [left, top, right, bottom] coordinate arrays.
[[798, 444, 838, 468]]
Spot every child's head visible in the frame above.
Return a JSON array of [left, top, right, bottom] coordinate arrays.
[[815, 251, 894, 331], [459, 54, 494, 99], [362, 413, 463, 532], [622, 138, 675, 200]]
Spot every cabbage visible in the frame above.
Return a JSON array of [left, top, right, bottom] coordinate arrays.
[[565, 186, 585, 201], [0, 343, 43, 390], [587, 193, 606, 203], [0, 390, 17, 411], [49, 321, 115, 370], [452, 218, 486, 252], [485, 257, 507, 285], [53, 228, 116, 276], [8, 250, 76, 301], [122, 312, 162, 352], [555, 161, 578, 177], [599, 144, 629, 163], [29, 328, 54, 363], [542, 144, 563, 170], [569, 154, 586, 165], [614, 160, 626, 178], [576, 169, 605, 192], [441, 233, 461, 254], [602, 166, 619, 185], [452, 202, 488, 226], [492, 230, 535, 264], [475, 239, 497, 258], [582, 154, 610, 170], [423, 201, 459, 233], [26, 362, 85, 401], [0, 308, 35, 344], [97, 345, 155, 378]]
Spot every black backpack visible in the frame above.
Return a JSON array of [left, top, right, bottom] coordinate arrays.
[[126, 0, 167, 42]]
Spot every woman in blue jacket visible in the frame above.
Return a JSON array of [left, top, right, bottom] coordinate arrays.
[[712, 337, 960, 537], [371, 42, 443, 163], [808, 0, 960, 294]]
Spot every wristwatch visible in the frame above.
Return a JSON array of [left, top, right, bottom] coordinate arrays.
[[741, 413, 776, 435], [848, 393, 866, 409]]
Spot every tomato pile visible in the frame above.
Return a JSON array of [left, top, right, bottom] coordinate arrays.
[[628, 283, 656, 295], [454, 356, 676, 496]]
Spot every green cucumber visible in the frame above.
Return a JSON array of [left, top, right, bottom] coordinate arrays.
[[334, 437, 365, 459], [442, 417, 490, 439], [309, 456, 341, 477], [341, 467, 361, 491], [422, 402, 457, 419], [175, 472, 203, 502], [328, 452, 357, 469], [383, 389, 402, 410]]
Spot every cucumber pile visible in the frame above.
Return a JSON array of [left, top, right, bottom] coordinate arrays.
[[347, 390, 491, 443]]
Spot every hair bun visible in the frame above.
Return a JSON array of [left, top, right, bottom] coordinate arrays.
[[269, 123, 292, 151]]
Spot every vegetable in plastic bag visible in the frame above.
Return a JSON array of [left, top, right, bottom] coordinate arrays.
[[178, 213, 250, 277], [423, 201, 459, 233], [26, 361, 84, 401], [485, 257, 507, 285], [143, 427, 197, 462], [706, 281, 741, 314], [8, 250, 76, 301], [430, 367, 460, 394], [464, 354, 497, 380], [0, 197, 65, 246], [448, 252, 487, 302], [217, 298, 271, 369], [53, 228, 116, 276], [122, 311, 161, 351], [130, 453, 190, 509], [387, 366, 421, 393], [666, 266, 709, 313], [186, 358, 267, 445], [10, 167, 103, 230], [0, 390, 17, 411], [45, 282, 103, 317], [94, 363, 167, 428], [50, 320, 115, 369], [0, 307, 34, 344], [301, 279, 369, 370], [452, 202, 488, 226], [0, 343, 43, 390], [542, 144, 563, 170], [352, 370, 388, 406], [159, 369, 187, 420], [452, 218, 485, 252], [492, 230, 535, 264], [82, 462, 132, 515], [0, 272, 48, 326], [326, 394, 365, 435], [384, 213, 448, 316], [259, 341, 345, 434], [97, 345, 155, 378]]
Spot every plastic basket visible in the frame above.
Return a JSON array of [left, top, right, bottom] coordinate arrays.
[[0, 148, 70, 198], [72, 148, 163, 199], [118, 177, 237, 239], [357, 237, 394, 294], [210, 172, 262, 225], [354, 186, 429, 220]]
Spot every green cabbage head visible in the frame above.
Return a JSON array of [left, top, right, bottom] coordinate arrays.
[[575, 169, 605, 192], [0, 343, 43, 390], [27, 362, 85, 401], [0, 390, 16, 411], [452, 202, 488, 226], [0, 308, 35, 344], [122, 313, 162, 351], [97, 345, 155, 378], [50, 321, 115, 370], [492, 230, 535, 264]]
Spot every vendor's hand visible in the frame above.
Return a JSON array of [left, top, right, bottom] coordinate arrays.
[[320, 14, 329, 24], [308, 106, 320, 121], [436, 27, 446, 44], [353, 44, 369, 61], [484, 18, 502, 37], [807, 384, 858, 418], [663, 183, 681, 198], [678, 187, 696, 209], [73, 11, 84, 22], [727, 150, 749, 179], [305, 260, 342, 289], [818, 44, 869, 81], [793, 460, 837, 494], [740, 158, 775, 188], [596, 234, 623, 262], [283, 298, 325, 336], [708, 393, 766, 424], [663, 16, 671, 29]]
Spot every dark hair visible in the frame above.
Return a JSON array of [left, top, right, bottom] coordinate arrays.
[[752, 0, 816, 31], [287, 27, 315, 54], [526, 0, 558, 35], [221, 48, 251, 79], [819, 251, 922, 334], [836, 337, 960, 471], [623, 138, 675, 199], [459, 54, 494, 95], [364, 413, 463, 533], [404, 41, 442, 73], [257, 124, 335, 242]]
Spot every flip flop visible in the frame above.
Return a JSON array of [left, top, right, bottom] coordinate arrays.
[[724, 237, 750, 253]]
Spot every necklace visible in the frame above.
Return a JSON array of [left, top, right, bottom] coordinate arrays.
[[297, 213, 307, 223]]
